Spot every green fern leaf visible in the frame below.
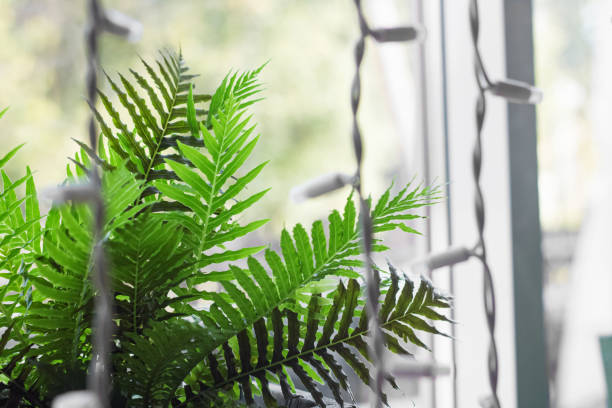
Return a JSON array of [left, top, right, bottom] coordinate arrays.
[[116, 319, 224, 407], [166, 183, 439, 403], [0, 52, 448, 407], [92, 51, 211, 188], [153, 75, 269, 272], [183, 265, 450, 407], [23, 165, 145, 385]]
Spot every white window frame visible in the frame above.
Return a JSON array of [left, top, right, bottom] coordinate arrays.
[[416, 0, 549, 407]]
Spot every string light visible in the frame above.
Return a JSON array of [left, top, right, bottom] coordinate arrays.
[[43, 0, 543, 405], [41, 182, 100, 205], [83, 1, 112, 404], [468, 0, 542, 406], [293, 2, 423, 406], [52, 2, 140, 407], [369, 25, 425, 43], [101, 9, 143, 43], [489, 79, 543, 105], [413, 246, 474, 273], [289, 172, 355, 203]]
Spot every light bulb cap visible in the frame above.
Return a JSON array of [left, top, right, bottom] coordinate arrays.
[[41, 182, 100, 205], [102, 9, 143, 43], [290, 172, 355, 203], [489, 79, 543, 104], [369, 25, 425, 43], [414, 246, 472, 272]]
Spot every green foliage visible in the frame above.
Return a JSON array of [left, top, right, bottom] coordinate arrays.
[[182, 267, 451, 408], [92, 50, 213, 183], [0, 52, 449, 408]]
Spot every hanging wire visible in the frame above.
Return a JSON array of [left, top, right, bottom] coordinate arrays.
[[470, 0, 539, 405], [80, 2, 142, 405], [84, 1, 113, 405], [414, 2, 541, 407], [350, 2, 386, 407], [289, 2, 423, 406], [50, 8, 138, 405], [469, 0, 500, 406]]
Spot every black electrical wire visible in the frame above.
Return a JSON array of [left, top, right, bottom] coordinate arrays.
[[350, 2, 386, 407], [85, 1, 112, 406], [469, 0, 500, 406]]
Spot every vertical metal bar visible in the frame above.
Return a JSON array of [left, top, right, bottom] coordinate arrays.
[[438, 0, 458, 406], [414, 2, 431, 242], [502, 0, 550, 406], [412, 1, 436, 407]]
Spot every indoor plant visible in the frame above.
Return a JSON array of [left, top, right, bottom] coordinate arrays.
[[0, 51, 450, 407]]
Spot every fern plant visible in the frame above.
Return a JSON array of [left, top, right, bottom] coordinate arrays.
[[0, 51, 450, 407]]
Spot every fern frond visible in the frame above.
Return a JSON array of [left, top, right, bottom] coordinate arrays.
[[154, 72, 269, 271], [93, 50, 211, 187], [184, 266, 450, 407], [92, 56, 269, 270], [115, 319, 224, 407], [24, 166, 145, 386], [206, 65, 266, 128], [109, 212, 195, 335], [198, 182, 437, 336], [0, 151, 37, 332], [0, 146, 48, 405], [0, 52, 449, 407], [150, 183, 438, 402]]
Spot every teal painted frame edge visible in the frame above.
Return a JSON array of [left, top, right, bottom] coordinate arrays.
[[503, 0, 551, 406], [600, 336, 612, 408]]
